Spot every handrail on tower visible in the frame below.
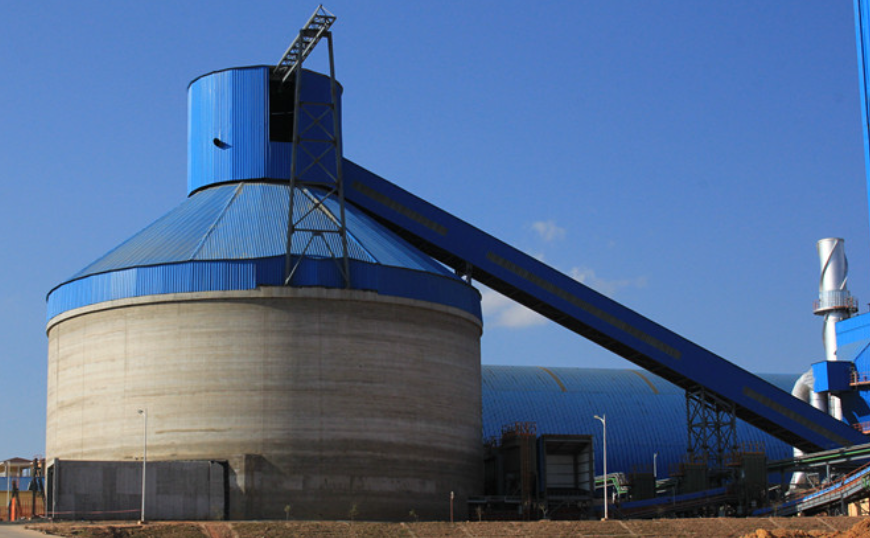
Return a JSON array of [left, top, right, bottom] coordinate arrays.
[[275, 5, 336, 85]]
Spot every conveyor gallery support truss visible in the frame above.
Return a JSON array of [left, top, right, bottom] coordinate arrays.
[[687, 386, 738, 469]]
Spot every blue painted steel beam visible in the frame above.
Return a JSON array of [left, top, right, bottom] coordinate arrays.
[[854, 0, 870, 236], [342, 159, 868, 453]]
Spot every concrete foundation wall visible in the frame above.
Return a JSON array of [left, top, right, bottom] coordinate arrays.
[[46, 287, 482, 520], [49, 460, 225, 520]]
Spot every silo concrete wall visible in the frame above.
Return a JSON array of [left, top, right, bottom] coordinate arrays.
[[48, 460, 225, 520], [46, 287, 482, 520]]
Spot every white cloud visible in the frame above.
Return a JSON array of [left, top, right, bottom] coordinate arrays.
[[481, 287, 547, 328], [530, 220, 566, 243], [569, 266, 648, 296], [479, 266, 647, 330], [477, 221, 647, 330]]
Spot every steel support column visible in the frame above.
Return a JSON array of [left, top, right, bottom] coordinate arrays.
[[276, 6, 349, 288], [686, 386, 737, 470]]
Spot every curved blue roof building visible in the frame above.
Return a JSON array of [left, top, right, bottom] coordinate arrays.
[[481, 365, 797, 477]]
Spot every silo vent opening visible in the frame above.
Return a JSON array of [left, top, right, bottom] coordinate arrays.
[[269, 77, 295, 143]]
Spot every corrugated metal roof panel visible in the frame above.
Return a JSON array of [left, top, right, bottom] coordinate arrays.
[[481, 365, 796, 477], [231, 68, 268, 181], [72, 186, 239, 278], [839, 338, 870, 363], [267, 141, 292, 179], [188, 67, 342, 194], [188, 67, 269, 193], [195, 183, 285, 259], [67, 183, 455, 281], [50, 180, 474, 319], [320, 195, 452, 272]]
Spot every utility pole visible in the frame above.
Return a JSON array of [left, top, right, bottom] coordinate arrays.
[[594, 414, 607, 520], [137, 409, 148, 524]]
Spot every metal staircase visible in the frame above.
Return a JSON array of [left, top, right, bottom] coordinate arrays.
[[275, 5, 336, 83]]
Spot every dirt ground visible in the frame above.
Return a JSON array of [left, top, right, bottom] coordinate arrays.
[[23, 517, 870, 538]]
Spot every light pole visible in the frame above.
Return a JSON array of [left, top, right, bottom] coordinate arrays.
[[5, 459, 9, 518], [594, 414, 607, 520], [137, 409, 147, 524], [653, 452, 658, 480]]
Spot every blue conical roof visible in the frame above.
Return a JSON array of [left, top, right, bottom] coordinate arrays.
[[72, 183, 453, 278], [47, 182, 480, 321]]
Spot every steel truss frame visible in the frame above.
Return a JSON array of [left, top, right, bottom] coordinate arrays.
[[686, 386, 738, 470], [275, 6, 349, 287]]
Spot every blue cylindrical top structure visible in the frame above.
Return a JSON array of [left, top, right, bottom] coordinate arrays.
[[47, 66, 479, 322], [187, 66, 340, 195]]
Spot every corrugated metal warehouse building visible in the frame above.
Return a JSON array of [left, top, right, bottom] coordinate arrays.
[[481, 366, 795, 476]]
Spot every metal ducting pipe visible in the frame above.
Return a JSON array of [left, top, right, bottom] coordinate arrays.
[[790, 369, 818, 489], [813, 238, 858, 421]]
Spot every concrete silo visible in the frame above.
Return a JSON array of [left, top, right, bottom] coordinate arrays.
[[46, 65, 483, 521]]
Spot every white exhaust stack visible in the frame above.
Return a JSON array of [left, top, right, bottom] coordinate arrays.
[[792, 238, 858, 491], [813, 238, 857, 420]]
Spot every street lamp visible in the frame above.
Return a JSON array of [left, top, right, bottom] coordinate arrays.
[[137, 409, 147, 524], [594, 414, 607, 520], [5, 459, 9, 517]]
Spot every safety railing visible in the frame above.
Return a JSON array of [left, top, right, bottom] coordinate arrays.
[[850, 370, 870, 387], [814, 291, 859, 314], [754, 459, 870, 516], [854, 421, 870, 434]]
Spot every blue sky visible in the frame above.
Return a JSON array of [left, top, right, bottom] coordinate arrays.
[[1, 1, 868, 459]]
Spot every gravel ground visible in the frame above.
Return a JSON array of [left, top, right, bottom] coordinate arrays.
[[24, 517, 870, 538]]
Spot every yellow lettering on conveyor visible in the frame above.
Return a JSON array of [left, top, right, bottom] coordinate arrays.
[[487, 251, 682, 360], [352, 181, 448, 236], [352, 180, 681, 362], [743, 387, 852, 447]]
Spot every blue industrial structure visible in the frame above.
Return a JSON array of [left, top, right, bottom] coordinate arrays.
[[341, 160, 867, 453], [833, 315, 870, 429], [49, 53, 867, 473], [855, 0, 870, 219], [46, 182, 480, 321], [47, 65, 479, 322], [843, 0, 870, 438], [187, 67, 340, 194], [46, 3, 870, 517], [788, 0, 870, 444], [481, 366, 796, 477]]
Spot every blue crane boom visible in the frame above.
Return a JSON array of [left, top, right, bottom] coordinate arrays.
[[341, 159, 868, 453]]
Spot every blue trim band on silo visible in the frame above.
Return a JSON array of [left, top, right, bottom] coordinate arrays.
[[46, 257, 481, 322]]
